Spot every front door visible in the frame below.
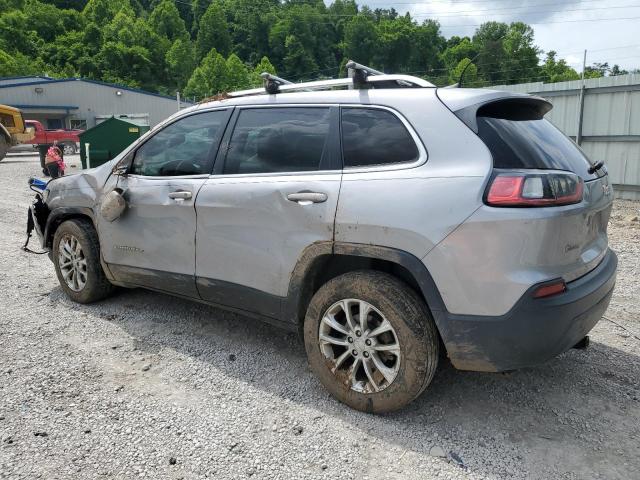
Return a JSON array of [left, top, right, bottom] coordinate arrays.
[[194, 106, 342, 318], [98, 108, 232, 297]]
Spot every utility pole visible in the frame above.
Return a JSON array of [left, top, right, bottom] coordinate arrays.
[[176, 91, 181, 111], [576, 49, 587, 146]]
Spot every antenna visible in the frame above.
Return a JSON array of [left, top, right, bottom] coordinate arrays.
[[457, 53, 481, 88]]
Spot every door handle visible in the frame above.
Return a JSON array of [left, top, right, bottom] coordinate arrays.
[[168, 190, 192, 200], [286, 192, 328, 204]]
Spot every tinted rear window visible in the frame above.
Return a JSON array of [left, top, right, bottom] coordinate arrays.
[[477, 115, 599, 181], [341, 108, 419, 167]]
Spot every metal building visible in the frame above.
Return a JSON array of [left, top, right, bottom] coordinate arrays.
[[493, 73, 640, 200], [0, 76, 189, 130]]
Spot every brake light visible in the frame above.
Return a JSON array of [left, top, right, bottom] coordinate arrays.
[[486, 171, 583, 207], [533, 280, 566, 299]]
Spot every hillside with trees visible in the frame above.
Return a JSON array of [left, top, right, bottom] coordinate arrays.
[[0, 0, 633, 100]]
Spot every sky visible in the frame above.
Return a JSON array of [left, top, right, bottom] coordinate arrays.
[[346, 0, 640, 73]]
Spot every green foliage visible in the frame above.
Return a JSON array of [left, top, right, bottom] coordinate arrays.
[[184, 48, 276, 99], [450, 58, 478, 86], [542, 51, 580, 83], [250, 55, 276, 86], [166, 38, 196, 91], [196, 1, 231, 60], [149, 0, 189, 42], [343, 13, 378, 66], [0, 0, 634, 96]]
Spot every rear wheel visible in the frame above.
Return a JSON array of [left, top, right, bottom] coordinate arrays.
[[304, 270, 439, 413], [53, 219, 115, 303]]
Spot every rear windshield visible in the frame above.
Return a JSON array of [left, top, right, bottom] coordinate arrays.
[[476, 114, 600, 181]]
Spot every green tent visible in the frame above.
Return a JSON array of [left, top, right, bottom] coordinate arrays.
[[79, 117, 150, 169]]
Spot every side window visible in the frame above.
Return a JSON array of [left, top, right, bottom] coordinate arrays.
[[223, 107, 331, 174], [341, 108, 419, 167], [130, 110, 227, 176]]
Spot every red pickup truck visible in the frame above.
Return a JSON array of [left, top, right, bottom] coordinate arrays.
[[24, 120, 83, 154]]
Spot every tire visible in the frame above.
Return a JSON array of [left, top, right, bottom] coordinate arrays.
[[61, 142, 76, 155], [0, 135, 8, 162], [52, 219, 115, 303], [303, 270, 439, 413]]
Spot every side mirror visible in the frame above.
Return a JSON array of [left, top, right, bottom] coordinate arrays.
[[112, 153, 133, 176]]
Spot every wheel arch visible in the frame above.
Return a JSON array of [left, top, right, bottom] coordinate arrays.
[[44, 207, 96, 249], [284, 242, 448, 331]]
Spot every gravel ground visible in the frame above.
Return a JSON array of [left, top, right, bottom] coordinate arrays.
[[1, 153, 639, 480]]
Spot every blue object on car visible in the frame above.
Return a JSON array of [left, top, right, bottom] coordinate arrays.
[[28, 177, 48, 191]]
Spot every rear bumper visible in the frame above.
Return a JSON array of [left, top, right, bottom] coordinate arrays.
[[436, 248, 617, 372]]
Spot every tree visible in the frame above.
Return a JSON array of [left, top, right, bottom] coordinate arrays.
[[225, 53, 249, 90], [343, 13, 378, 66], [611, 64, 628, 76], [410, 20, 445, 75], [83, 0, 132, 24], [183, 48, 230, 98], [472, 21, 508, 84], [501, 22, 541, 84], [149, 0, 189, 42], [166, 38, 196, 91], [282, 34, 316, 78], [374, 14, 414, 72], [191, 0, 212, 36], [195, 1, 231, 60], [249, 55, 276, 86], [584, 62, 609, 79], [541, 51, 579, 83], [441, 37, 476, 72], [450, 58, 478, 86]]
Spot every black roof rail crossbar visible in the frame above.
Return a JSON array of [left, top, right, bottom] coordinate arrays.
[[345, 60, 384, 87], [261, 72, 293, 94]]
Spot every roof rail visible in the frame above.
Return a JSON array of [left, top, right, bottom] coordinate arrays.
[[226, 60, 435, 98]]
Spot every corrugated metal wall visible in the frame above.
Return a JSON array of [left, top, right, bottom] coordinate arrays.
[[493, 74, 640, 200]]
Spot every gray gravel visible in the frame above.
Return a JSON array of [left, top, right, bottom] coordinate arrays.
[[1, 153, 639, 479]]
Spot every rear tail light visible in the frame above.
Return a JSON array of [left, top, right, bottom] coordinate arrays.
[[486, 171, 583, 207], [533, 280, 566, 299]]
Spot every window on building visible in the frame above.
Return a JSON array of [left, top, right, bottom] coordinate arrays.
[[70, 119, 87, 130]]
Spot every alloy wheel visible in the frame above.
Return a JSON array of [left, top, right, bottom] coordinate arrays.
[[58, 234, 87, 292], [318, 299, 401, 393]]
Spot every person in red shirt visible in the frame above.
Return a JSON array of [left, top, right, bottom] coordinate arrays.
[[44, 141, 65, 178]]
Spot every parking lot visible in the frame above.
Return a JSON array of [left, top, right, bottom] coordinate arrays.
[[1, 153, 639, 479]]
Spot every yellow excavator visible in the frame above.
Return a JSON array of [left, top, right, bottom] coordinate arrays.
[[0, 104, 35, 161]]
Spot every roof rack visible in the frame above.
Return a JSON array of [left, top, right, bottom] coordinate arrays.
[[227, 60, 435, 98]]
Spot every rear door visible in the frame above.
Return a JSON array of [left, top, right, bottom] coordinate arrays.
[[194, 106, 342, 318], [98, 108, 232, 297]]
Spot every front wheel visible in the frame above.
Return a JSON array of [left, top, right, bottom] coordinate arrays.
[[52, 219, 115, 303], [303, 270, 439, 413]]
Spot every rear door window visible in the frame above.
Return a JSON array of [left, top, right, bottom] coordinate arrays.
[[476, 111, 601, 181], [341, 108, 419, 168], [222, 107, 332, 174]]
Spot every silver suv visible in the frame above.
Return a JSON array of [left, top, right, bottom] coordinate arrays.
[[27, 66, 617, 413]]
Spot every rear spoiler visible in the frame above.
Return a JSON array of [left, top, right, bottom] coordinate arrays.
[[436, 90, 552, 134]]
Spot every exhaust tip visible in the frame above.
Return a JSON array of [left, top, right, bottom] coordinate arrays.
[[573, 336, 590, 350]]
